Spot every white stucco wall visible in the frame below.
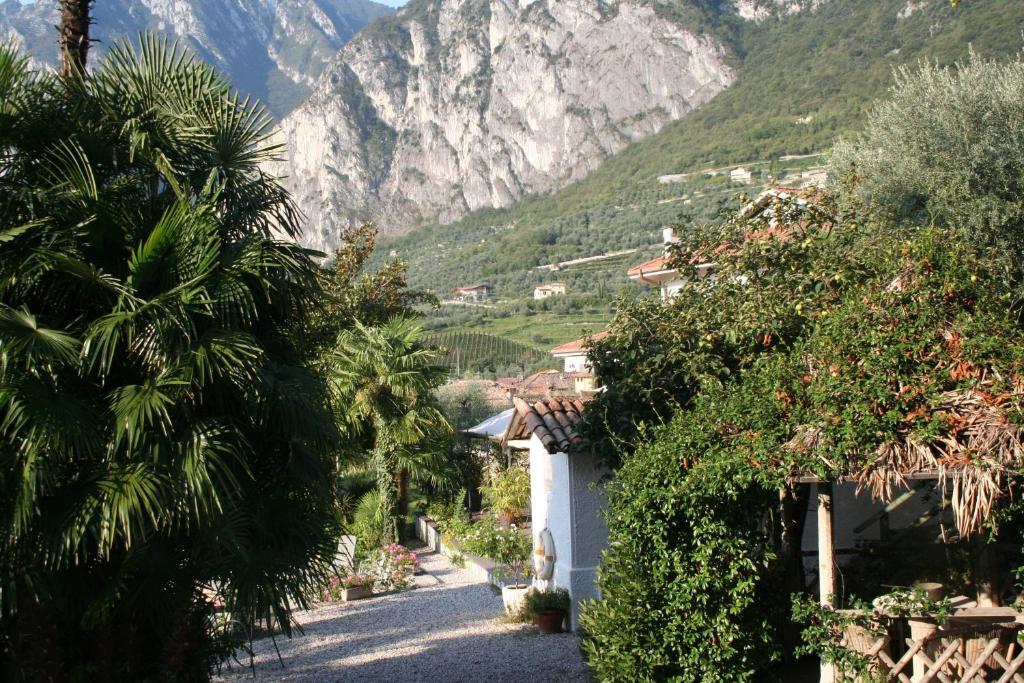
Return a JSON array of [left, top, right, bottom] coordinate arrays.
[[559, 353, 589, 374], [529, 434, 609, 630], [661, 278, 687, 300]]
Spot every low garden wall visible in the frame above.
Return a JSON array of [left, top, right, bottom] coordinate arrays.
[[415, 516, 502, 588]]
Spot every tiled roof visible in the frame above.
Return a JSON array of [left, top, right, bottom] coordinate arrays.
[[626, 255, 671, 277], [504, 397, 587, 453], [550, 331, 609, 355]]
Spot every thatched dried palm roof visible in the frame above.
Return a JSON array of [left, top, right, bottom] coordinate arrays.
[[788, 382, 1024, 536]]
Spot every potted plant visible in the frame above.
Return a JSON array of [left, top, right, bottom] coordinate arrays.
[[324, 573, 376, 602], [524, 587, 571, 634], [493, 524, 533, 614], [481, 467, 530, 527]]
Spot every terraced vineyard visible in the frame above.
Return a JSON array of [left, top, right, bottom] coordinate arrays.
[[425, 332, 551, 377]]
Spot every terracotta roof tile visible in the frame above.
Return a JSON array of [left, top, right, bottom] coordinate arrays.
[[626, 255, 671, 277], [550, 331, 609, 355], [504, 397, 587, 454]]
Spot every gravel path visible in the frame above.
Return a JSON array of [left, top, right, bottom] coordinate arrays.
[[216, 550, 594, 682]]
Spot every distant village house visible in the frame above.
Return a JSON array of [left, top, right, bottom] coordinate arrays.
[[730, 166, 753, 184], [451, 283, 490, 302], [533, 282, 567, 300], [627, 227, 712, 301]]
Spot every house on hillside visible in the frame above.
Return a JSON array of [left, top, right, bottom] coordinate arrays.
[[533, 282, 567, 300], [627, 227, 712, 300], [551, 332, 608, 395], [730, 166, 753, 184], [629, 187, 823, 300], [452, 283, 490, 302]]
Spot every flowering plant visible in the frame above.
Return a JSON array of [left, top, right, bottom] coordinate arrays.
[[323, 572, 375, 601], [367, 544, 418, 591], [459, 516, 532, 586]]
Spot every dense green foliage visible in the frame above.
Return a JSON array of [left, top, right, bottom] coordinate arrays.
[[373, 0, 1024, 299], [330, 317, 452, 542], [581, 55, 1024, 681], [831, 53, 1024, 253], [0, 38, 341, 679], [580, 423, 786, 682]]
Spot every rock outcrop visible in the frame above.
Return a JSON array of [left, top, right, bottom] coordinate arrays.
[[0, 0, 393, 116], [275, 0, 737, 251]]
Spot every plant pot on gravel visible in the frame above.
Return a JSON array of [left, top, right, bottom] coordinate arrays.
[[523, 586, 571, 633], [533, 609, 566, 634], [502, 584, 531, 615], [342, 586, 373, 602]]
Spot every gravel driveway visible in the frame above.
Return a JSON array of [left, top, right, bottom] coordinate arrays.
[[216, 549, 594, 682]]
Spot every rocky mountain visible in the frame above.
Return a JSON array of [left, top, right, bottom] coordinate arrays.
[[274, 0, 749, 252], [0, 0, 394, 117]]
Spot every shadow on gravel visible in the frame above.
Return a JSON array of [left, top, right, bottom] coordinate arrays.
[[216, 560, 593, 682]]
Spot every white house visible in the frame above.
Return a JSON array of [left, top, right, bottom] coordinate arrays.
[[627, 227, 712, 300], [501, 397, 607, 631], [452, 283, 490, 302], [730, 166, 754, 184], [534, 282, 567, 300], [550, 331, 608, 374]]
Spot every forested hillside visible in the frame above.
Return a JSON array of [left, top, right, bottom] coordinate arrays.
[[374, 0, 1024, 299]]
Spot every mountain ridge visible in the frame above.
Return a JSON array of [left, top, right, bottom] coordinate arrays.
[[367, 0, 1024, 299], [0, 0, 394, 117], [274, 0, 762, 252]]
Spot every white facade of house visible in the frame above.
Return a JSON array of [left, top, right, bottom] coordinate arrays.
[[534, 282, 567, 300], [730, 167, 753, 184], [528, 434, 608, 631], [452, 285, 490, 302], [554, 351, 589, 374]]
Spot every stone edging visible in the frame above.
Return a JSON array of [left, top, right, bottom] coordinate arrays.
[[415, 516, 502, 588]]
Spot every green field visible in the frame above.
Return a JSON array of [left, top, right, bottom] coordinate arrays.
[[423, 305, 614, 356]]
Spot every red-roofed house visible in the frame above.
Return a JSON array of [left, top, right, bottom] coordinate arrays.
[[627, 228, 712, 300], [629, 187, 824, 300], [550, 331, 609, 374], [452, 283, 490, 302]]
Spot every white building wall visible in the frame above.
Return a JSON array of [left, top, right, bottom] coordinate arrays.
[[560, 353, 589, 374], [661, 278, 687, 300], [528, 434, 609, 631]]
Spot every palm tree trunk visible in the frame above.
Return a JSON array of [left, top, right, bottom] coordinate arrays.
[[397, 468, 409, 519], [373, 439, 400, 544], [59, 0, 93, 77]]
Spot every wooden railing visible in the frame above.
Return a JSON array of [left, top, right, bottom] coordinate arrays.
[[839, 614, 1024, 682]]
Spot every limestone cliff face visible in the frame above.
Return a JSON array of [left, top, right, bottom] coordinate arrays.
[[0, 0, 393, 117], [275, 0, 737, 251]]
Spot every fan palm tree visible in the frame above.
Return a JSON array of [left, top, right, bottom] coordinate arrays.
[[330, 317, 452, 543], [0, 37, 340, 679], [59, 0, 93, 76]]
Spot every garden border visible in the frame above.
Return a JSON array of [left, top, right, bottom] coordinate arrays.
[[415, 516, 503, 588]]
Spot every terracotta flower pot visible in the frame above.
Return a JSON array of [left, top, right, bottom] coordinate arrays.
[[533, 609, 566, 634]]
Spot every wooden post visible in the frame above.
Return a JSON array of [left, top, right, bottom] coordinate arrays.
[[818, 482, 836, 683]]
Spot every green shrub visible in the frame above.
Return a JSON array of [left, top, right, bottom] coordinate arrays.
[[580, 418, 786, 682], [351, 490, 389, 561], [480, 467, 531, 523], [457, 514, 532, 586], [831, 54, 1024, 253], [523, 587, 570, 619]]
